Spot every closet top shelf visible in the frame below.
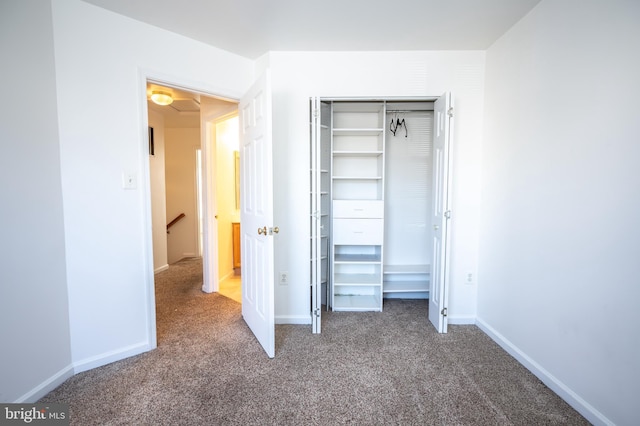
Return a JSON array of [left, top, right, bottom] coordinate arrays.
[[332, 150, 383, 157], [332, 102, 384, 113], [384, 264, 431, 274], [335, 253, 381, 263], [333, 128, 384, 136]]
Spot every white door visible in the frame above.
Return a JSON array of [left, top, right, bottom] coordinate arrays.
[[310, 97, 322, 333], [429, 92, 453, 333], [239, 71, 275, 357]]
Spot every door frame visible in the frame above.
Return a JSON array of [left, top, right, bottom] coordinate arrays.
[[138, 69, 241, 348], [202, 111, 242, 293]]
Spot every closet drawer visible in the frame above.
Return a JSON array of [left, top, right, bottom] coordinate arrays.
[[333, 219, 383, 245], [333, 200, 384, 218]]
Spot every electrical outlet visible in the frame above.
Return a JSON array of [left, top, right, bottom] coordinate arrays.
[[465, 272, 474, 285], [279, 271, 289, 285]]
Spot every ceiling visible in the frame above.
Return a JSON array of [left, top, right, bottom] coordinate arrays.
[[147, 83, 237, 128], [147, 83, 198, 128], [130, 1, 541, 127], [83, 0, 541, 60]]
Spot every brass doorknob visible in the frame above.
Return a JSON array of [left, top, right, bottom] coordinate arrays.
[[273, 226, 279, 234], [258, 226, 267, 235]]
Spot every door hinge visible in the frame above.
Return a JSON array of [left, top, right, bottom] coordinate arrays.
[[441, 307, 448, 317], [447, 107, 454, 118], [312, 108, 319, 119], [313, 309, 321, 318], [444, 210, 451, 219]]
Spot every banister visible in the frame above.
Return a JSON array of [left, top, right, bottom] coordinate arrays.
[[166, 213, 186, 233]]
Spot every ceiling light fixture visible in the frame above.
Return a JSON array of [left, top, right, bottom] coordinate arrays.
[[150, 91, 173, 106]]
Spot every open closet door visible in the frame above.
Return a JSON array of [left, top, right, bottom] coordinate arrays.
[[239, 71, 275, 357], [310, 97, 323, 333], [429, 92, 453, 333]]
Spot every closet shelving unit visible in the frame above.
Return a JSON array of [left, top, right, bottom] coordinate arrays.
[[310, 100, 331, 311], [312, 99, 435, 315], [330, 102, 385, 311]]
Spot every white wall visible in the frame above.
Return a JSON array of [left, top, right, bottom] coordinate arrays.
[[50, 0, 253, 371], [165, 128, 200, 264], [265, 51, 485, 324], [0, 0, 73, 402], [148, 110, 168, 273], [478, 1, 640, 424]]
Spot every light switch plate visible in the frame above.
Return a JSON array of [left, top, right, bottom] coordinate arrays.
[[122, 172, 137, 189]]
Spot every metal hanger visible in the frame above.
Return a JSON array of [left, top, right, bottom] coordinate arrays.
[[389, 112, 408, 137]]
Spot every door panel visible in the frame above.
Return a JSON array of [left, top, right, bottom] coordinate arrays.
[[310, 98, 321, 333], [429, 92, 453, 333], [240, 71, 275, 357]]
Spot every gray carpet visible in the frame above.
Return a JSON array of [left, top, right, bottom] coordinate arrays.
[[41, 257, 588, 425]]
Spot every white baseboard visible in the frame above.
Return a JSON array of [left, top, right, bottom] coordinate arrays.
[[154, 264, 169, 274], [275, 315, 311, 325], [16, 342, 154, 403], [15, 364, 74, 403], [476, 317, 612, 426], [72, 341, 153, 374], [220, 270, 235, 282], [447, 315, 476, 325]]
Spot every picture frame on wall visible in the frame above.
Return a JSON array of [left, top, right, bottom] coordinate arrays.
[[148, 126, 154, 156]]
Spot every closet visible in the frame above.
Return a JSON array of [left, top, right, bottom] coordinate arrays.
[[310, 95, 452, 333]]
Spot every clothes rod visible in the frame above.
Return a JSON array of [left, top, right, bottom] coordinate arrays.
[[386, 109, 431, 113]]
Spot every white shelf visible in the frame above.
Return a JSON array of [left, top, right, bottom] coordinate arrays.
[[334, 273, 382, 285], [332, 150, 383, 157], [384, 264, 431, 274], [383, 281, 429, 293], [332, 176, 383, 180], [333, 102, 385, 113], [333, 129, 384, 136], [334, 253, 381, 263], [333, 294, 382, 311], [383, 264, 429, 296]]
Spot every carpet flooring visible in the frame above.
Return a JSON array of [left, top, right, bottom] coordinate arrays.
[[40, 257, 588, 425]]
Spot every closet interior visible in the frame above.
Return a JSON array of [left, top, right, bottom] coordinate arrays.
[[310, 98, 435, 314]]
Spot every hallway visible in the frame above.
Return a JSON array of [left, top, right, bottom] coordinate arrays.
[[218, 271, 241, 303]]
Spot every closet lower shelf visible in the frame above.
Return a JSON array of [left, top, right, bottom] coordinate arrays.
[[333, 294, 382, 311], [383, 281, 429, 293]]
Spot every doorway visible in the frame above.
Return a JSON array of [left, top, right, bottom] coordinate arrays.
[[212, 115, 242, 303], [146, 80, 241, 340]]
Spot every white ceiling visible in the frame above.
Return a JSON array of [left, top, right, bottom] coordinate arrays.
[[83, 0, 541, 60], [147, 83, 237, 128]]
